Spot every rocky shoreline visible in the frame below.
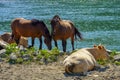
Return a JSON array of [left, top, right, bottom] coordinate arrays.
[[0, 32, 120, 80], [0, 59, 120, 80]]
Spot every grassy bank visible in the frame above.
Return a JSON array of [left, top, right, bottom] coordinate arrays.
[[0, 43, 120, 66]]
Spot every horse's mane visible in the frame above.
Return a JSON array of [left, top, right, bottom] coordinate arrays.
[[31, 19, 50, 37], [31, 19, 41, 26], [41, 21, 50, 35], [53, 15, 61, 20], [51, 15, 61, 28], [51, 15, 61, 23]]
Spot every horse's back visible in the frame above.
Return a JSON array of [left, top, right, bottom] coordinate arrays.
[[12, 18, 25, 24], [11, 18, 29, 28], [11, 18, 50, 38], [52, 20, 75, 40], [13, 18, 44, 27], [11, 18, 41, 37], [31, 19, 44, 26]]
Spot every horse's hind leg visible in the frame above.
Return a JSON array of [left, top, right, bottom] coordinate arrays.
[[29, 38, 35, 48], [39, 38, 42, 49], [62, 40, 67, 52]]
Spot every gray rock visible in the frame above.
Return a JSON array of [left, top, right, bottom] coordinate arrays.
[[0, 38, 8, 49], [114, 54, 120, 61], [10, 53, 17, 60], [33, 51, 39, 56], [22, 54, 31, 61], [0, 58, 2, 62], [0, 49, 6, 58], [19, 45, 27, 51]]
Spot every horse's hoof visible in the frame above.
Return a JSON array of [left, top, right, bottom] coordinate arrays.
[[28, 45, 33, 48]]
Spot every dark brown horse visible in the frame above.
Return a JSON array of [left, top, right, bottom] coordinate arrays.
[[50, 15, 82, 52], [11, 18, 52, 50]]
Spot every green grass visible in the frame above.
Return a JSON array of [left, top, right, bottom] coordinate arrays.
[[97, 50, 120, 66], [3, 43, 120, 65], [6, 43, 19, 55], [97, 59, 109, 65], [4, 43, 60, 64]]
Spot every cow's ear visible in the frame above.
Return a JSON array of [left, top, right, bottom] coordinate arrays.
[[93, 45, 97, 47], [98, 46, 102, 50], [101, 46, 105, 49], [99, 43, 102, 46]]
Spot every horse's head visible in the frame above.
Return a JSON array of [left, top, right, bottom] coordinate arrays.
[[52, 15, 61, 21], [50, 15, 62, 37], [39, 21, 52, 50], [50, 15, 61, 26], [44, 35, 52, 50]]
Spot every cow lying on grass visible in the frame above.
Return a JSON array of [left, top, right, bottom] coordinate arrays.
[[0, 32, 28, 48], [63, 45, 109, 75]]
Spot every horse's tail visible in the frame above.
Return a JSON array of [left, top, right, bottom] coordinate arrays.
[[10, 18, 20, 40], [11, 19, 16, 38], [7, 20, 15, 43], [74, 27, 83, 40]]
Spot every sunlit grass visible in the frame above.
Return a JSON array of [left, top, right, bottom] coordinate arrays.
[[4, 43, 60, 64]]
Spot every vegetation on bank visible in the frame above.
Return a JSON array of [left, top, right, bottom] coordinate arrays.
[[97, 50, 120, 66], [0, 43, 120, 66], [1, 43, 60, 64]]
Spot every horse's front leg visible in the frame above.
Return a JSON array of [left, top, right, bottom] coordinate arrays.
[[31, 38, 35, 47], [62, 40, 67, 52], [15, 38, 20, 45], [14, 36, 20, 45], [39, 38, 42, 49], [54, 40, 58, 48]]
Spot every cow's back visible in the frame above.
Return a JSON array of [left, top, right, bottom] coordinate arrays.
[[63, 48, 97, 74]]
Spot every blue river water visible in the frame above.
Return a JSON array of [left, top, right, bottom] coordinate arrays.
[[0, 0, 120, 51]]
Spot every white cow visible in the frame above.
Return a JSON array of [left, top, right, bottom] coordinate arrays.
[[63, 45, 109, 75]]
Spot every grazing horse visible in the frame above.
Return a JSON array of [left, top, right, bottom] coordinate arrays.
[[11, 18, 52, 50], [63, 45, 109, 75], [50, 15, 82, 52]]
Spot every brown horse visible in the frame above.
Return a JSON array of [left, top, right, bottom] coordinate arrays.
[[11, 18, 52, 50], [50, 15, 82, 52]]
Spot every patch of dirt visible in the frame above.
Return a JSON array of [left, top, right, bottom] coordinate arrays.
[[0, 59, 120, 80]]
